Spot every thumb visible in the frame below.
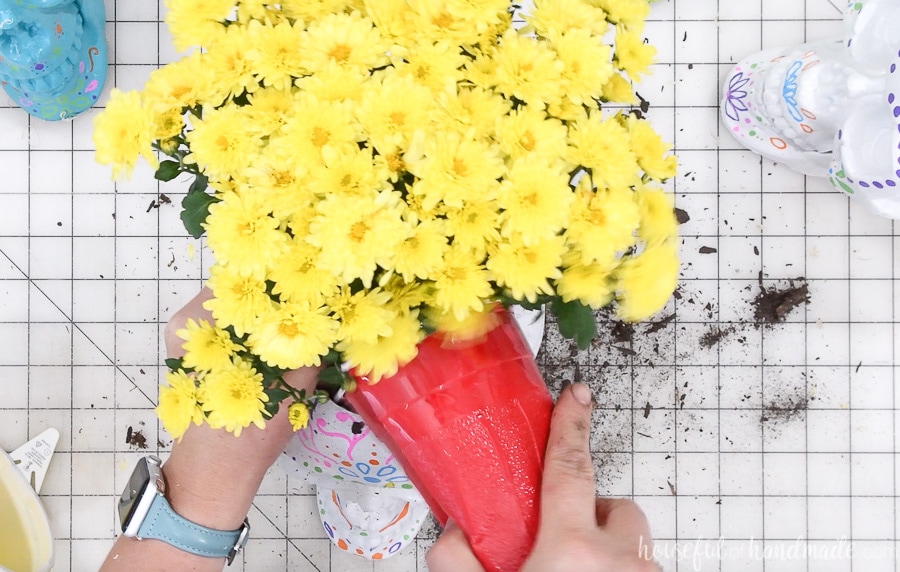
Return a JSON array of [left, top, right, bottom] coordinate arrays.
[[537, 382, 597, 534], [426, 521, 484, 572]]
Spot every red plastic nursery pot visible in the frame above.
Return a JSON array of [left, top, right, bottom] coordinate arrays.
[[344, 307, 553, 572]]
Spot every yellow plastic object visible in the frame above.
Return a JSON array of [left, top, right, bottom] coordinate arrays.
[[0, 449, 53, 572]]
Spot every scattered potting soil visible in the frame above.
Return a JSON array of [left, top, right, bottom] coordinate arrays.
[[752, 278, 810, 324], [125, 426, 148, 449]]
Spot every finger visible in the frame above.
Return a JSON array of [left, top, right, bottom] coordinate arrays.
[[538, 382, 597, 533], [426, 521, 484, 572], [596, 498, 654, 558], [164, 288, 214, 357]]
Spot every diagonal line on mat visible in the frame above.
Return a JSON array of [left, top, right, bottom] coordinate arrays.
[[0, 247, 155, 406], [249, 503, 323, 571]]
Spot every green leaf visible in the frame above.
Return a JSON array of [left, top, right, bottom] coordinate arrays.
[[164, 357, 184, 371], [180, 184, 218, 239], [189, 174, 209, 194], [266, 388, 291, 405], [550, 298, 596, 351], [318, 366, 348, 388], [155, 160, 181, 182]]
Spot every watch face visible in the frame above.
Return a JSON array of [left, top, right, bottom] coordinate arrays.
[[119, 458, 152, 532]]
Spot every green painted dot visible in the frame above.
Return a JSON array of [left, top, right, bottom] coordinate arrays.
[[748, 131, 756, 136], [314, 466, 323, 473], [334, 475, 344, 480], [401, 484, 413, 489], [303, 462, 309, 467], [403, 535, 409, 541], [360, 532, 368, 537], [320, 509, 325, 515], [750, 63, 758, 69]]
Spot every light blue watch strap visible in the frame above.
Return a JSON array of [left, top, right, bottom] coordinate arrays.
[[138, 493, 250, 563]]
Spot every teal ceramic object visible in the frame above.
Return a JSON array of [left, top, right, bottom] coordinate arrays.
[[0, 0, 108, 121]]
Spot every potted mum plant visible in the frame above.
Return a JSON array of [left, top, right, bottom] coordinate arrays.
[[93, 0, 677, 569]]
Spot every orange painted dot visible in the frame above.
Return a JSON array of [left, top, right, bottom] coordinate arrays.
[[769, 137, 787, 150], [369, 459, 380, 465], [801, 108, 817, 120], [356, 548, 364, 555], [332, 453, 340, 458], [372, 553, 383, 560], [342, 460, 352, 467], [800, 124, 813, 133], [337, 539, 348, 550]]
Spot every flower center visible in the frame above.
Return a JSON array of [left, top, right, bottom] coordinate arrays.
[[350, 221, 369, 242], [328, 44, 352, 62], [311, 126, 330, 147]]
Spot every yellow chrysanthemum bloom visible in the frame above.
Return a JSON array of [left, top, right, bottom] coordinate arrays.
[[244, 87, 296, 136], [201, 357, 268, 437], [423, 305, 501, 344], [363, 0, 418, 46], [432, 85, 511, 142], [381, 274, 430, 315], [204, 264, 273, 336], [241, 146, 312, 219], [613, 24, 656, 81], [565, 182, 640, 266], [443, 199, 501, 256], [308, 144, 389, 198], [358, 74, 434, 153], [432, 245, 494, 320], [92, 89, 158, 179], [164, 0, 233, 52], [405, 130, 505, 210], [495, 107, 568, 163], [556, 250, 616, 309], [614, 241, 679, 322], [488, 30, 565, 108], [339, 310, 424, 382], [529, 0, 610, 36], [392, 40, 467, 92], [601, 72, 637, 104], [248, 301, 340, 369], [487, 235, 565, 303], [282, 0, 357, 20], [246, 18, 308, 90], [287, 402, 311, 431], [298, 63, 371, 104], [176, 318, 243, 372], [204, 191, 290, 278], [498, 157, 573, 244], [205, 24, 259, 102], [269, 239, 340, 307], [588, 0, 651, 26], [393, 218, 449, 281], [149, 107, 184, 141], [627, 114, 677, 181], [566, 111, 639, 190], [280, 94, 360, 166], [636, 187, 678, 245], [156, 369, 204, 441], [142, 52, 211, 110], [550, 29, 615, 106], [184, 104, 263, 182], [328, 286, 395, 346], [300, 11, 389, 74], [406, 0, 482, 46], [308, 191, 406, 287]]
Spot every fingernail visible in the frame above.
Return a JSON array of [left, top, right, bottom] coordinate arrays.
[[571, 382, 592, 406]]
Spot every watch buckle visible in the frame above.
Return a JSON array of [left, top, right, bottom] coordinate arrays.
[[226, 518, 251, 566]]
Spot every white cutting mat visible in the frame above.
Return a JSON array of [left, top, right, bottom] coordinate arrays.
[[1, 1, 896, 570]]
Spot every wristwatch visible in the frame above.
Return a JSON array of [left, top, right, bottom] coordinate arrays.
[[118, 455, 250, 565]]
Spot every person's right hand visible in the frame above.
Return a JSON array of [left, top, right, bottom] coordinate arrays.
[[427, 382, 659, 572]]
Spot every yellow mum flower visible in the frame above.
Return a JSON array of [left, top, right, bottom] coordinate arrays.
[[300, 11, 389, 74], [93, 89, 158, 179], [364, 0, 418, 46], [201, 357, 268, 437], [432, 85, 511, 142], [184, 104, 263, 182], [308, 191, 406, 287], [156, 370, 204, 441], [241, 145, 312, 219], [566, 111, 639, 190], [287, 402, 311, 431], [204, 264, 273, 336], [407, 0, 481, 46], [405, 130, 505, 210], [588, 0, 651, 26], [245, 87, 296, 136], [487, 235, 565, 304], [176, 318, 243, 372], [205, 24, 259, 102], [601, 72, 637, 104], [392, 40, 467, 92], [550, 29, 615, 106], [498, 157, 573, 244], [487, 30, 565, 108], [269, 239, 340, 307], [423, 305, 501, 344], [164, 0, 233, 52], [248, 301, 339, 369], [149, 107, 184, 141], [246, 18, 308, 90], [393, 218, 449, 281], [495, 107, 568, 163], [282, 0, 357, 20], [358, 74, 434, 153], [565, 182, 640, 266], [529, 0, 610, 36], [555, 251, 616, 309], [328, 286, 395, 345], [297, 63, 371, 103], [281, 94, 360, 166], [443, 199, 501, 256], [433, 245, 493, 320], [142, 52, 212, 110], [340, 310, 424, 382], [381, 274, 430, 315], [636, 187, 678, 245], [614, 241, 679, 322], [614, 24, 656, 81], [308, 144, 389, 198], [204, 191, 290, 278], [627, 114, 677, 181]]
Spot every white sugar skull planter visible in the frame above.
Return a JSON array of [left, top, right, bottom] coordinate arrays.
[[280, 306, 545, 560], [722, 0, 900, 218]]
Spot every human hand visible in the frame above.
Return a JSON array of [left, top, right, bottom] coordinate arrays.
[[426, 382, 658, 572]]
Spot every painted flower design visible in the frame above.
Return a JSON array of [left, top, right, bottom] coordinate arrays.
[[338, 461, 410, 485], [724, 71, 750, 122]]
